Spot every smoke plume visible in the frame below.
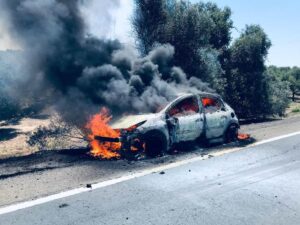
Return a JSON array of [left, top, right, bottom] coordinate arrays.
[[1, 0, 211, 126]]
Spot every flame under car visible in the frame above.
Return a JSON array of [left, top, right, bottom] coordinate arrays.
[[95, 93, 240, 158]]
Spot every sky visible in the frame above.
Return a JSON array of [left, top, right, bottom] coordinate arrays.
[[195, 0, 300, 67], [0, 0, 299, 67]]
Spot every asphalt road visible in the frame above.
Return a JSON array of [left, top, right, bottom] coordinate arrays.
[[2, 115, 300, 208], [0, 134, 300, 225]]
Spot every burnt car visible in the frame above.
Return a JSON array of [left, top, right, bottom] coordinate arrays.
[[96, 92, 239, 157]]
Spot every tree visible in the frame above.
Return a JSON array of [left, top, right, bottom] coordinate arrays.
[[133, 1, 290, 119], [227, 25, 272, 118], [266, 73, 290, 116], [132, 0, 233, 94], [288, 67, 300, 101], [133, 0, 168, 55], [267, 66, 300, 102]]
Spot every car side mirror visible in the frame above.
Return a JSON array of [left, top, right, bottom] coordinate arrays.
[[221, 107, 226, 112]]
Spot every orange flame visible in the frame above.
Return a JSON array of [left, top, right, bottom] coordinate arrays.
[[238, 133, 250, 140], [85, 108, 121, 159]]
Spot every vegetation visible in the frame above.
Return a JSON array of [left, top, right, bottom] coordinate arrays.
[[292, 108, 300, 113], [226, 25, 272, 118], [268, 66, 300, 101], [133, 0, 292, 119], [27, 115, 86, 150], [133, 0, 232, 94]]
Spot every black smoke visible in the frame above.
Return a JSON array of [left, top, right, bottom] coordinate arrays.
[[1, 0, 211, 126]]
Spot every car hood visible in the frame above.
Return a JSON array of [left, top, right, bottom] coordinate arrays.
[[111, 114, 157, 129]]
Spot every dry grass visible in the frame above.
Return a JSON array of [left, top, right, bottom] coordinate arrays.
[[286, 100, 300, 116], [0, 117, 50, 159]]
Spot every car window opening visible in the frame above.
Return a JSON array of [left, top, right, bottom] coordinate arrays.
[[168, 97, 199, 117], [202, 97, 222, 113]]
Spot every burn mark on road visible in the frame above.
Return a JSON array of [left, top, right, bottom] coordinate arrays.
[[0, 166, 65, 180], [58, 203, 69, 209]]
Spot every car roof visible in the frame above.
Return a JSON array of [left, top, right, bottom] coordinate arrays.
[[175, 92, 221, 99]]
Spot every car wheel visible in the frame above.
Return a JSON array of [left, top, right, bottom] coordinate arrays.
[[224, 124, 238, 143], [196, 132, 210, 147], [144, 130, 167, 157]]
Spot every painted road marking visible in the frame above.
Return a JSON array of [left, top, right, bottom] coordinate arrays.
[[0, 131, 300, 215]]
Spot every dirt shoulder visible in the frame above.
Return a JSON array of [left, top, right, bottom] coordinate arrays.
[[0, 115, 50, 159], [0, 114, 300, 208], [240, 115, 300, 141]]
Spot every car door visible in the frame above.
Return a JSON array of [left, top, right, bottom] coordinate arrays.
[[167, 96, 204, 142], [202, 97, 228, 139]]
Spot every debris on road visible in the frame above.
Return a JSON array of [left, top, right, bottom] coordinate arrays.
[[59, 203, 69, 208]]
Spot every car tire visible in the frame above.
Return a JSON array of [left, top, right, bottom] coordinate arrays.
[[224, 124, 238, 143], [196, 132, 210, 147], [144, 130, 168, 157]]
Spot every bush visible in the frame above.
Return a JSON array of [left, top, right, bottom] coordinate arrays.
[[292, 108, 300, 113], [27, 116, 87, 150], [267, 74, 290, 116]]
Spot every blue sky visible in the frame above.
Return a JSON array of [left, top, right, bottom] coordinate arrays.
[[194, 0, 300, 67]]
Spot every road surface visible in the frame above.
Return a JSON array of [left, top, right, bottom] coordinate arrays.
[[1, 115, 300, 208], [0, 133, 300, 225]]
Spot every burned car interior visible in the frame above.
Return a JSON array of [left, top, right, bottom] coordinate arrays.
[[202, 97, 225, 114], [167, 96, 200, 118]]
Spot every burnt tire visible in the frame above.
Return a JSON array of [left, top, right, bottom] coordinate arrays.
[[224, 124, 238, 143], [144, 130, 167, 157], [196, 132, 210, 148]]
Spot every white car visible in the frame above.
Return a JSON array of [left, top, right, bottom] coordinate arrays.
[[96, 92, 239, 157]]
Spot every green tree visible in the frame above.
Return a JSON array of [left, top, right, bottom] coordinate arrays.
[[267, 66, 300, 102], [133, 1, 290, 118], [133, 0, 168, 55], [227, 25, 272, 118], [266, 73, 290, 116], [133, 0, 233, 94], [288, 67, 300, 101]]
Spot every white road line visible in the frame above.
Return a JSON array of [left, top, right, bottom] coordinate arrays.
[[251, 131, 300, 146], [0, 131, 300, 215]]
